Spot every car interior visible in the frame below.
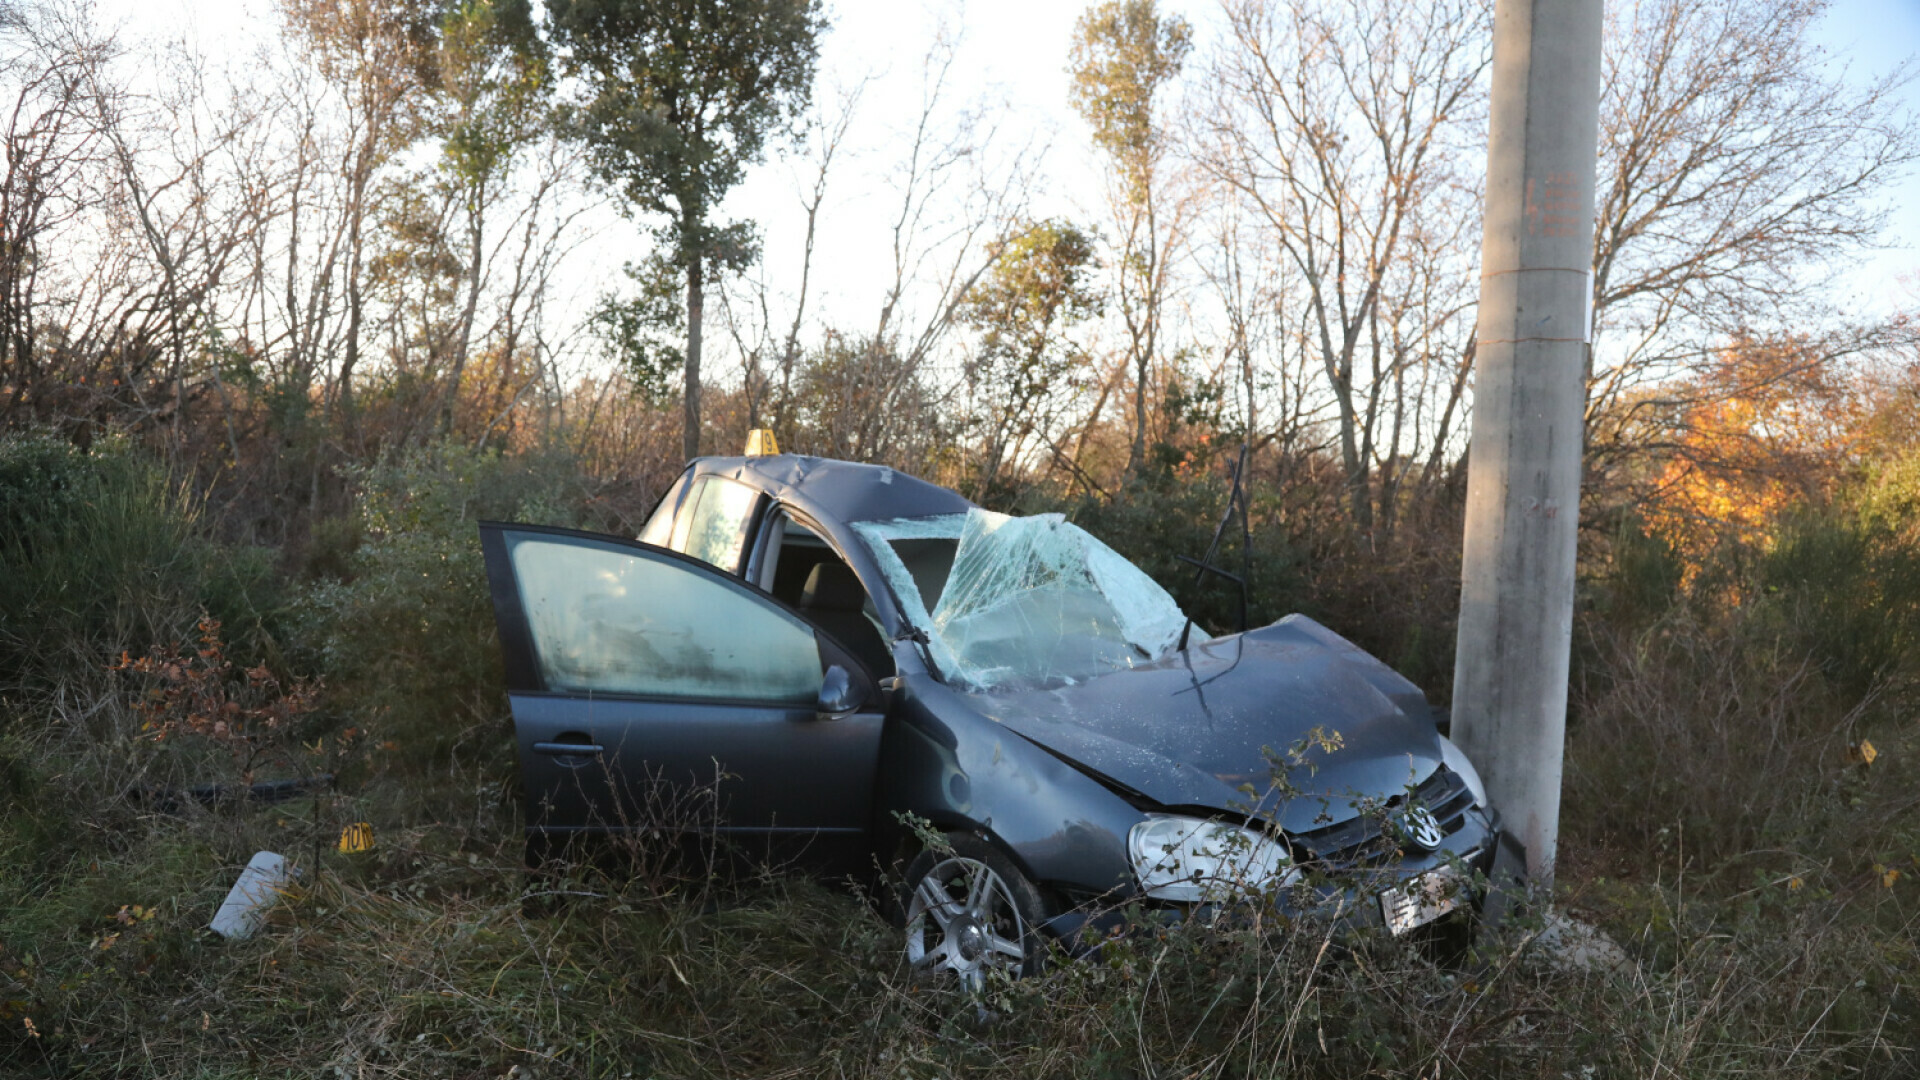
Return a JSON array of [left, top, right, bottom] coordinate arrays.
[[883, 537, 958, 612], [757, 515, 896, 678]]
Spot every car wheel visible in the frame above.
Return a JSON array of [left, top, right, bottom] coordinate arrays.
[[901, 833, 1049, 991]]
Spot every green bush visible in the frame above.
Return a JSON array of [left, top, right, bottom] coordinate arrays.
[[0, 432, 278, 693], [296, 442, 592, 775], [1567, 482, 1920, 888], [1743, 512, 1920, 699]]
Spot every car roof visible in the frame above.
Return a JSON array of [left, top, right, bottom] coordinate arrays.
[[691, 454, 975, 525]]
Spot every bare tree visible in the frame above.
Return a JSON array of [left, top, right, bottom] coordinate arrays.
[[87, 39, 283, 455], [1198, 0, 1489, 537], [1196, 201, 1331, 470], [0, 0, 117, 422], [277, 0, 437, 434], [866, 30, 1037, 386], [715, 75, 864, 432], [1584, 0, 1920, 477], [714, 27, 1038, 477]]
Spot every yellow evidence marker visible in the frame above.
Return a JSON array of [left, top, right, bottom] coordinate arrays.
[[338, 822, 376, 853]]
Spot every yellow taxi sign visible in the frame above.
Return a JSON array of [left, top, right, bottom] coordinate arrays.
[[338, 822, 375, 853], [744, 428, 780, 456]]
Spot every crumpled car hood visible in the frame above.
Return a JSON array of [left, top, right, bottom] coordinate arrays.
[[964, 615, 1444, 834]]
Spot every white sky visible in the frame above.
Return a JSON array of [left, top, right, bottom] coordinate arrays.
[[88, 0, 1920, 341]]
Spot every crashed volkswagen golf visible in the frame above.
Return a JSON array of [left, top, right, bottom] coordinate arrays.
[[479, 454, 1522, 988]]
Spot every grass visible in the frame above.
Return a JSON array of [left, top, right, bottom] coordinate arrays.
[[2, 678, 1914, 1078]]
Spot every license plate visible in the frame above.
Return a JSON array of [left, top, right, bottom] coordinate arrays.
[[1379, 865, 1465, 935]]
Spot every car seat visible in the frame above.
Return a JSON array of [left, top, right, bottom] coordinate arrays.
[[799, 562, 895, 678]]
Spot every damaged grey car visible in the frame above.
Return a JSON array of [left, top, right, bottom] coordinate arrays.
[[479, 454, 1523, 989]]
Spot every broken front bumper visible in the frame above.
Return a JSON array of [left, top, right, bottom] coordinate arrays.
[[1043, 807, 1528, 951]]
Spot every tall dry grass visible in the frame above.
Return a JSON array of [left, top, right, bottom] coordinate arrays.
[[3, 631, 1913, 1078]]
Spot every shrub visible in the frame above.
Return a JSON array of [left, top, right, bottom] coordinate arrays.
[[1021, 467, 1308, 639], [1566, 497, 1920, 888], [296, 442, 593, 776], [1022, 462, 1464, 699], [0, 431, 278, 694], [1566, 607, 1867, 868]]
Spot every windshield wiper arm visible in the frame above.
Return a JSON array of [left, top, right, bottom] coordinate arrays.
[[1176, 556, 1246, 649]]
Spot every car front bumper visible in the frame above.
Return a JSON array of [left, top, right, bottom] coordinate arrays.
[[1042, 807, 1528, 952]]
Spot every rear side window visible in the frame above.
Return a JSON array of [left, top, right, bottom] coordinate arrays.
[[637, 472, 693, 547], [677, 477, 760, 573]]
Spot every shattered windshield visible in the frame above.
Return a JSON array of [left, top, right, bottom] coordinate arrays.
[[853, 509, 1205, 690]]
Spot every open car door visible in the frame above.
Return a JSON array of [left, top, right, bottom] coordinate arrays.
[[478, 522, 884, 847]]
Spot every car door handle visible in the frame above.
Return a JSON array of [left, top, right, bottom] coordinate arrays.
[[533, 741, 605, 756]]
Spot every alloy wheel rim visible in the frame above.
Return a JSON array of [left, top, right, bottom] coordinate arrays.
[[904, 855, 1027, 992]]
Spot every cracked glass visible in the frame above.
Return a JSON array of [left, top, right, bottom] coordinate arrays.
[[854, 509, 1202, 689]]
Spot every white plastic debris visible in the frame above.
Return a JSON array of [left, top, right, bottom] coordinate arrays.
[[209, 851, 301, 940], [1530, 911, 1635, 976], [855, 509, 1204, 690]]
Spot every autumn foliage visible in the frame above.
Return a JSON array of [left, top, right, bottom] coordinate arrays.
[[109, 617, 319, 785], [1640, 334, 1873, 577]]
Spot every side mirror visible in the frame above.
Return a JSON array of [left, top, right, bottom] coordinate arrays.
[[816, 664, 865, 719]]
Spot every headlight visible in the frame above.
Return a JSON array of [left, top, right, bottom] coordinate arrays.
[[1127, 814, 1299, 902]]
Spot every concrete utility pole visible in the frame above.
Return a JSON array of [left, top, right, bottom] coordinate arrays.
[[1452, 0, 1604, 888]]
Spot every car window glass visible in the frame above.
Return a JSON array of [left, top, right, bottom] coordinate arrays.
[[854, 510, 1202, 690], [507, 534, 820, 703], [668, 478, 703, 552], [637, 473, 692, 548], [680, 477, 760, 572]]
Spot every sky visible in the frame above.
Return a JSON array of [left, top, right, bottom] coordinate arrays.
[[772, 0, 1920, 323], [86, 0, 1920, 343], [1806, 0, 1920, 312]]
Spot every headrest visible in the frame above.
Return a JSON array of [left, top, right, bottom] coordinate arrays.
[[801, 561, 868, 611]]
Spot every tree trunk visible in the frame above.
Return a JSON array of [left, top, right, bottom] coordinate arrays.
[[340, 186, 364, 432], [1072, 355, 1126, 488], [1130, 349, 1149, 475], [443, 188, 484, 438], [683, 253, 704, 462]]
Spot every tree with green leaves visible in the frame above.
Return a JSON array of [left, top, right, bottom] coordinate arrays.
[[961, 219, 1104, 496], [588, 254, 686, 405], [432, 0, 547, 436], [1069, 0, 1191, 478], [546, 0, 824, 461]]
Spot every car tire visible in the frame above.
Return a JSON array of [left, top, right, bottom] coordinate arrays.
[[901, 833, 1050, 991]]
